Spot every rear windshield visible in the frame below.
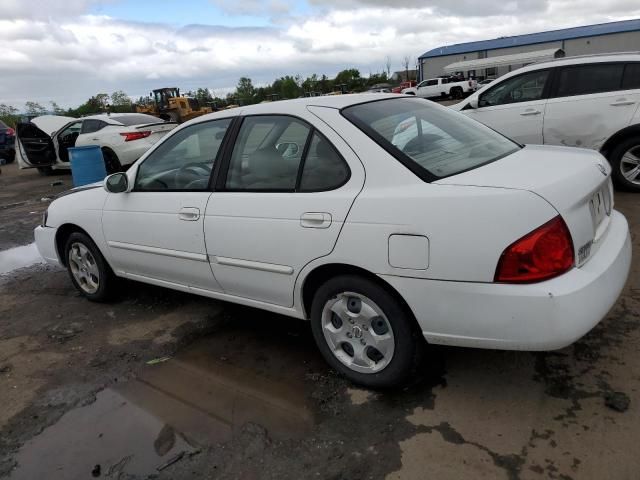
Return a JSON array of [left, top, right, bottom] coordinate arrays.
[[111, 114, 163, 126], [342, 98, 519, 181], [0, 120, 7, 129]]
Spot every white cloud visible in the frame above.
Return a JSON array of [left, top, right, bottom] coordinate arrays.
[[0, 1, 639, 107]]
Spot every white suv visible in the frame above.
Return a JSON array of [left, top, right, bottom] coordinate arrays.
[[453, 53, 640, 191]]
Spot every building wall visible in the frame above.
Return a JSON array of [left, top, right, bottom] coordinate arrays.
[[420, 30, 640, 81]]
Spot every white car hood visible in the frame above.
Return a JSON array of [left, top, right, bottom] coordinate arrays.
[[30, 115, 76, 137]]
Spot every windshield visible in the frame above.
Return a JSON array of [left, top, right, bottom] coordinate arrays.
[[111, 114, 163, 126], [342, 97, 519, 181]]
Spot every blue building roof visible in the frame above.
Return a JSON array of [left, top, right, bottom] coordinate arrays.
[[419, 19, 640, 59]]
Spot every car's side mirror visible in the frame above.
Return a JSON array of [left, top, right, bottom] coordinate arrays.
[[468, 97, 479, 109], [104, 172, 129, 193]]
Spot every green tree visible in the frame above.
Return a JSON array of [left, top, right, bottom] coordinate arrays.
[[25, 101, 47, 116], [0, 104, 19, 127], [49, 101, 65, 115], [235, 77, 256, 104]]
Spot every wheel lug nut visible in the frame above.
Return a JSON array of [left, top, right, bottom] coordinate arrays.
[[360, 339, 366, 345], [363, 325, 368, 330], [349, 318, 355, 324], [346, 332, 353, 338]]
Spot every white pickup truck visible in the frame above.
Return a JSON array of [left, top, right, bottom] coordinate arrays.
[[402, 77, 477, 99]]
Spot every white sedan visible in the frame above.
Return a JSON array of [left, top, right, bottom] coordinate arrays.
[[16, 113, 176, 175], [34, 94, 632, 387]]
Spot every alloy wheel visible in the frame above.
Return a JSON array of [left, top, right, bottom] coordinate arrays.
[[68, 242, 100, 294], [620, 146, 640, 185]]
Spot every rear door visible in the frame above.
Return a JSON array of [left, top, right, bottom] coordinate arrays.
[[543, 62, 640, 150], [204, 113, 364, 306], [464, 69, 551, 144]]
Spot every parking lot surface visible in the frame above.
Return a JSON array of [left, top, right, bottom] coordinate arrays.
[[0, 161, 638, 479]]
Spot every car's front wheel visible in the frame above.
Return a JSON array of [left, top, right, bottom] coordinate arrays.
[[310, 275, 424, 388], [64, 232, 116, 302], [608, 137, 640, 192]]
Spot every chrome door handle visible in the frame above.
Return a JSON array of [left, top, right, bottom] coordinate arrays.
[[91, 138, 99, 141], [300, 212, 332, 229], [610, 99, 635, 106], [179, 207, 200, 221], [520, 110, 541, 116]]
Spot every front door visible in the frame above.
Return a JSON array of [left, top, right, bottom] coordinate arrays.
[[205, 114, 364, 306], [16, 116, 77, 168], [102, 117, 234, 291], [465, 69, 551, 145]]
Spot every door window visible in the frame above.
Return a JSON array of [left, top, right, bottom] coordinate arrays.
[[59, 122, 82, 138], [80, 119, 107, 134], [424, 79, 438, 87], [479, 70, 549, 107], [134, 118, 231, 191], [224, 115, 350, 192], [226, 116, 310, 190], [556, 63, 624, 97], [622, 63, 640, 90], [299, 132, 350, 191]]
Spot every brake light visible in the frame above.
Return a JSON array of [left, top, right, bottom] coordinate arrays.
[[6, 127, 14, 136], [494, 216, 574, 283], [120, 131, 151, 142]]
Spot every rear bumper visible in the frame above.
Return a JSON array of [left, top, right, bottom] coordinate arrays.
[[382, 210, 632, 351], [34, 225, 61, 267]]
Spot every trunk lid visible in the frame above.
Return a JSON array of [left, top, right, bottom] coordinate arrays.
[[435, 145, 613, 267], [134, 121, 177, 144]]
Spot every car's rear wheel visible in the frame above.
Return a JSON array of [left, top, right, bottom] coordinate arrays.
[[64, 232, 116, 302], [310, 275, 424, 388], [450, 87, 463, 99], [608, 137, 640, 192]]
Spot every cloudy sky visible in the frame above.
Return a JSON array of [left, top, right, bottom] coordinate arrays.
[[1, 0, 639, 108]]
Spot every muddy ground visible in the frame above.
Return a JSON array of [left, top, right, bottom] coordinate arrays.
[[0, 161, 638, 480]]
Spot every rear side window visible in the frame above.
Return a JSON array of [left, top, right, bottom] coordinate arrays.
[[556, 63, 624, 97], [80, 119, 107, 134], [343, 98, 519, 181], [224, 115, 350, 192], [622, 63, 640, 90]]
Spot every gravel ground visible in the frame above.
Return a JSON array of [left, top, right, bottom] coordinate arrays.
[[0, 161, 638, 480]]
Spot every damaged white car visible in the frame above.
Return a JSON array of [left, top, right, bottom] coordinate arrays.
[[16, 113, 176, 175]]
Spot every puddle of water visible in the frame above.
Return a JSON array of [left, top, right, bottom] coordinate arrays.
[[10, 317, 318, 479], [0, 243, 44, 276]]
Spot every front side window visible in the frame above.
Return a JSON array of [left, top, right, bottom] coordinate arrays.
[[135, 118, 231, 191], [343, 97, 519, 181], [59, 122, 82, 137], [556, 63, 624, 97], [479, 70, 549, 107]]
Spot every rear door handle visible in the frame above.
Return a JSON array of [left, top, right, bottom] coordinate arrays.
[[179, 207, 200, 221], [520, 109, 541, 116], [300, 212, 332, 229], [610, 99, 635, 106]]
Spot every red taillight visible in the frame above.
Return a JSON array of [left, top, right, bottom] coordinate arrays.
[[494, 215, 574, 283], [120, 131, 151, 142], [6, 127, 15, 136]]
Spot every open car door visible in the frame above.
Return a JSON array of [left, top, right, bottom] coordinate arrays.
[[16, 115, 75, 169]]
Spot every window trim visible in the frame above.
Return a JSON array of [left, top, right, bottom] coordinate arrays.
[[548, 62, 627, 99], [477, 68, 554, 108], [340, 96, 519, 183], [132, 116, 236, 193], [214, 113, 351, 194]]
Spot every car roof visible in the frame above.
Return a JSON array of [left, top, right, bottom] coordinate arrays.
[[188, 93, 404, 124]]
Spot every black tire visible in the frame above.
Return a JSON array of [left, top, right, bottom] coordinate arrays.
[[2, 149, 15, 164], [64, 232, 117, 302], [607, 137, 640, 192], [450, 87, 463, 99], [309, 275, 424, 389], [102, 148, 122, 174], [37, 166, 53, 176]]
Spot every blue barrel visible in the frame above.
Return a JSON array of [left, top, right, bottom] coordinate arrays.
[[69, 146, 107, 187]]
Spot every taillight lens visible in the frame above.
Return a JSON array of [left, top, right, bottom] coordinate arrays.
[[6, 127, 15, 136], [494, 215, 574, 283], [120, 131, 151, 142]]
